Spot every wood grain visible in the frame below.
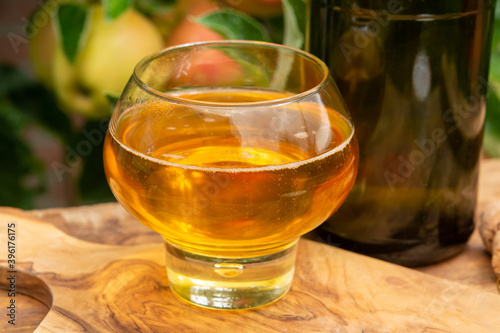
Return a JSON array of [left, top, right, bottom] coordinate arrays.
[[1, 205, 500, 332], [0, 293, 49, 333], [0, 159, 500, 332], [415, 159, 500, 293]]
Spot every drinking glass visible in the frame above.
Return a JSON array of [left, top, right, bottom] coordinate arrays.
[[103, 41, 358, 310]]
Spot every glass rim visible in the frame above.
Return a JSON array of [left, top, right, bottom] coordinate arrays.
[[132, 40, 330, 108]]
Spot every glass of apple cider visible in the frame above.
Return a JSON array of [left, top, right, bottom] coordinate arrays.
[[103, 41, 358, 310]]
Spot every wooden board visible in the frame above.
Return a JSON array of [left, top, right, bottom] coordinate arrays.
[[414, 158, 500, 293], [1, 203, 500, 333]]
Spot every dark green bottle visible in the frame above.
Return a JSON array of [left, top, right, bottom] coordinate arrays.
[[307, 0, 496, 266]]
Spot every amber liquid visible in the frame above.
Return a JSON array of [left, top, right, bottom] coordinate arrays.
[[104, 88, 358, 257]]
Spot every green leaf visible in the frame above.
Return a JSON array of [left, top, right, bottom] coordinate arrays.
[[0, 65, 81, 208], [105, 92, 120, 114], [491, 14, 500, 51], [484, 83, 500, 158], [0, 65, 32, 96], [197, 9, 271, 42], [268, 0, 306, 90], [0, 96, 29, 131], [75, 120, 115, 204], [10, 84, 73, 144], [490, 53, 500, 84], [0, 65, 73, 143], [103, 0, 131, 20], [262, 15, 285, 45], [489, 15, 500, 83], [282, 0, 306, 49], [486, 83, 500, 135], [0, 99, 45, 209], [485, 1, 500, 157], [267, 0, 306, 91], [55, 3, 90, 63]]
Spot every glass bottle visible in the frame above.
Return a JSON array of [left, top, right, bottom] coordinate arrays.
[[307, 0, 496, 266]]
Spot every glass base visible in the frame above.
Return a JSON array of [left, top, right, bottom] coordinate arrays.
[[164, 241, 298, 310]]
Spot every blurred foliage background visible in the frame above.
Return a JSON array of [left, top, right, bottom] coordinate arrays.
[[0, 0, 304, 209], [0, 0, 499, 209]]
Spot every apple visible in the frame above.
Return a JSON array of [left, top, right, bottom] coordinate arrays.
[[165, 0, 223, 46], [52, 5, 164, 119], [163, 0, 246, 87], [165, 18, 224, 47], [28, 13, 56, 88], [168, 48, 245, 88]]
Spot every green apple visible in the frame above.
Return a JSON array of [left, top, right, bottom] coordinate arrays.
[[52, 5, 164, 119], [28, 12, 56, 88]]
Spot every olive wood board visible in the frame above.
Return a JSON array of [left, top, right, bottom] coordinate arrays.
[[1, 206, 500, 333]]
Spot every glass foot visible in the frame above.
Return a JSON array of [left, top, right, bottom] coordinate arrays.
[[164, 241, 298, 310]]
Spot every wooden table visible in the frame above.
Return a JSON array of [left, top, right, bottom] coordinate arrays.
[[1, 159, 499, 332], [416, 159, 499, 294]]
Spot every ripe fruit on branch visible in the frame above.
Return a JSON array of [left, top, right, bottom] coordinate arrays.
[[28, 14, 56, 89], [165, 0, 224, 46], [53, 5, 163, 119], [29, 3, 164, 120]]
